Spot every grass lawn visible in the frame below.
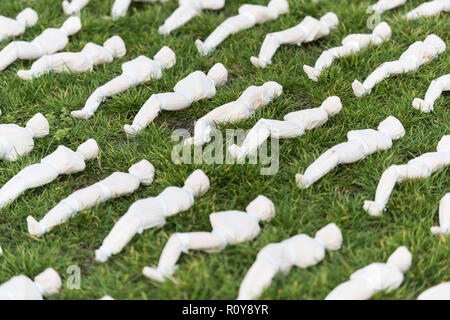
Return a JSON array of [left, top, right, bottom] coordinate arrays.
[[0, 0, 448, 299]]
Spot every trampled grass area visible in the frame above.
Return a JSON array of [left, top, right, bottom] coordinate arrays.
[[0, 0, 448, 299]]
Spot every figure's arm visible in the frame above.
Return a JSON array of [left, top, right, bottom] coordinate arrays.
[[413, 74, 450, 112]]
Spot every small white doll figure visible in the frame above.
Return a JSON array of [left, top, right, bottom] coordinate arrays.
[[195, 0, 289, 56], [405, 0, 449, 20], [112, 0, 170, 20], [368, 0, 407, 14], [63, 0, 90, 15], [95, 169, 210, 262], [363, 135, 450, 217], [352, 34, 446, 97], [296, 116, 405, 189], [18, 36, 127, 81], [325, 246, 412, 300], [412, 74, 449, 112], [0, 113, 49, 161], [0, 8, 38, 43], [158, 0, 226, 35], [0, 16, 82, 71], [303, 22, 392, 81], [250, 12, 339, 69], [418, 282, 450, 300], [71, 46, 176, 119], [0, 139, 99, 209], [124, 63, 228, 136], [431, 193, 450, 235], [238, 223, 342, 300], [143, 195, 275, 282], [0, 268, 62, 300], [27, 160, 155, 237]]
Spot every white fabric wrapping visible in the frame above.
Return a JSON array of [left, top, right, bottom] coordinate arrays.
[[0, 246, 2, 255], [0, 113, 49, 161], [237, 223, 342, 300], [363, 135, 450, 217], [95, 169, 210, 263], [0, 17, 82, 71], [228, 96, 342, 161], [250, 12, 339, 69], [195, 0, 289, 56], [62, 0, 90, 15], [0, 139, 99, 210], [418, 282, 450, 300], [27, 160, 155, 237], [296, 116, 405, 189], [100, 295, 115, 300], [405, 0, 450, 20], [303, 22, 392, 81], [412, 74, 450, 112], [71, 46, 176, 119], [352, 34, 446, 97], [0, 8, 38, 43], [431, 193, 450, 235], [0, 268, 62, 300], [158, 0, 226, 35], [112, 0, 170, 20], [368, 0, 407, 14], [325, 246, 412, 300], [124, 63, 228, 136], [18, 36, 127, 81], [142, 195, 275, 282], [184, 81, 283, 146]]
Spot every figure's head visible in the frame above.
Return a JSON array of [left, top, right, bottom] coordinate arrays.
[[16, 8, 38, 27], [184, 169, 210, 197], [387, 246, 412, 274], [61, 16, 82, 36], [129, 160, 155, 186], [424, 34, 446, 54], [314, 223, 342, 251], [34, 268, 62, 297], [373, 22, 391, 41], [377, 116, 405, 140], [246, 195, 275, 222], [154, 46, 176, 69], [76, 139, 99, 160], [268, 0, 289, 15], [103, 36, 126, 58], [320, 96, 342, 117], [320, 12, 339, 29], [262, 81, 283, 99], [207, 63, 228, 86], [26, 113, 49, 138], [437, 135, 450, 152]]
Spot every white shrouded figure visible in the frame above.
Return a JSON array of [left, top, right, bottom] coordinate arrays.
[[71, 46, 176, 119], [124, 63, 228, 136], [195, 0, 289, 56], [0, 246, 2, 255], [352, 34, 446, 97], [431, 193, 450, 235], [363, 135, 450, 217], [17, 36, 127, 81], [0, 17, 82, 71], [0, 8, 38, 43], [184, 81, 283, 146], [158, 0, 226, 35], [112, 0, 170, 20], [27, 160, 155, 237], [0, 268, 62, 300], [0, 139, 99, 210], [368, 0, 407, 14], [303, 22, 392, 81], [296, 116, 405, 189], [228, 96, 343, 161], [418, 282, 450, 300], [95, 169, 210, 263], [412, 74, 449, 112], [405, 0, 450, 20], [62, 0, 90, 15], [237, 223, 342, 300], [0, 113, 49, 161], [143, 195, 275, 282], [325, 246, 412, 300], [250, 12, 339, 69]]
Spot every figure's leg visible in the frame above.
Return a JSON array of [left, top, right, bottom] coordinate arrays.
[[17, 56, 53, 81], [0, 176, 28, 209], [159, 5, 200, 35], [325, 279, 375, 300], [250, 32, 283, 69], [352, 62, 391, 97], [27, 202, 75, 236], [0, 42, 20, 71], [304, 46, 352, 81], [111, 0, 132, 19], [296, 149, 340, 189], [413, 75, 450, 112]]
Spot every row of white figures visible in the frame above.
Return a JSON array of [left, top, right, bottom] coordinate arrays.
[[71, 46, 176, 119], [412, 74, 450, 112], [0, 8, 38, 43], [352, 34, 446, 97], [0, 17, 82, 71]]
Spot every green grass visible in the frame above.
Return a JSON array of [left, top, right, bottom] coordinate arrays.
[[0, 0, 448, 300]]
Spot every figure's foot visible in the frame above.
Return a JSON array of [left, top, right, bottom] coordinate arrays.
[[352, 80, 368, 97], [195, 39, 209, 56], [71, 110, 91, 119], [295, 174, 311, 189], [95, 246, 111, 263], [363, 200, 383, 217], [17, 70, 33, 81], [158, 25, 170, 35], [124, 124, 139, 137], [412, 98, 432, 113], [303, 65, 320, 81], [27, 215, 45, 237], [142, 266, 166, 282], [250, 56, 267, 69]]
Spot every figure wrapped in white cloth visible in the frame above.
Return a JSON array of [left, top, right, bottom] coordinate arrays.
[[352, 34, 446, 97], [95, 169, 210, 262], [0, 268, 61, 300], [228, 96, 342, 161], [27, 160, 155, 237], [363, 135, 450, 217], [0, 139, 99, 210], [0, 16, 82, 71], [195, 0, 289, 56], [412, 74, 450, 112], [418, 282, 450, 300], [238, 223, 342, 300], [184, 81, 283, 146], [124, 63, 228, 136], [404, 0, 449, 20], [250, 12, 339, 69], [71, 46, 176, 119], [431, 193, 450, 235], [62, 0, 90, 15], [17, 36, 127, 81], [112, 0, 170, 20], [0, 8, 38, 43], [0, 113, 49, 162], [368, 0, 407, 14], [143, 195, 275, 282], [158, 0, 226, 35], [325, 246, 412, 300], [303, 22, 392, 81], [296, 116, 405, 189]]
